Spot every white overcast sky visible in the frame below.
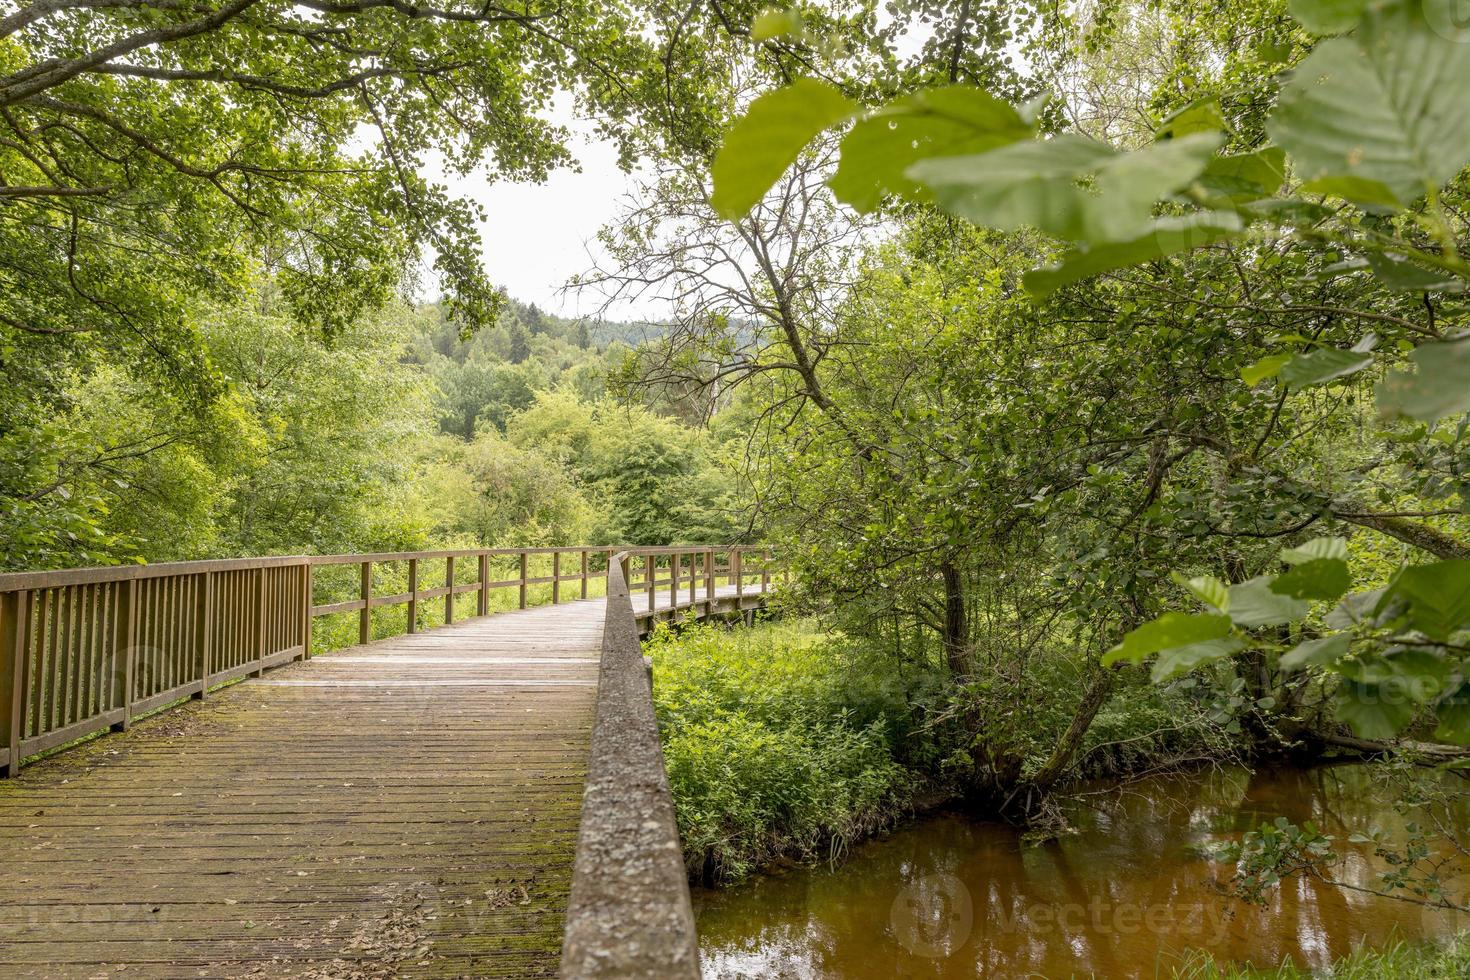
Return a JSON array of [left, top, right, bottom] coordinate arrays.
[[426, 20, 931, 321], [427, 109, 649, 321]]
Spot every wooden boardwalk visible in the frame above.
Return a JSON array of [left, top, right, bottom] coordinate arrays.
[[0, 585, 751, 979]]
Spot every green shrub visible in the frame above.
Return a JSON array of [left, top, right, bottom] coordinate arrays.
[[650, 618, 926, 882]]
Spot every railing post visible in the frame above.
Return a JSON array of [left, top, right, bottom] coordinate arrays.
[[301, 560, 313, 659], [113, 579, 135, 732], [581, 549, 589, 600], [688, 550, 697, 606], [445, 556, 456, 624], [552, 552, 561, 605], [669, 552, 680, 611], [195, 571, 213, 698], [705, 549, 714, 603], [519, 552, 528, 609], [646, 553, 655, 612], [407, 558, 419, 634], [1, 590, 28, 777], [761, 550, 771, 593], [734, 549, 744, 598], [251, 568, 267, 677], [359, 561, 372, 645], [477, 553, 489, 617]]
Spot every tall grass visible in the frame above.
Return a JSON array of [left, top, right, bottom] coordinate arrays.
[[1166, 933, 1470, 978], [649, 618, 928, 883]]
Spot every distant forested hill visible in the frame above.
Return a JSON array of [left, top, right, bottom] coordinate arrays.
[[0, 291, 754, 572]]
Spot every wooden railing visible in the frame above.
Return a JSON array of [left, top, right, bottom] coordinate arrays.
[[615, 546, 784, 629], [0, 545, 777, 778]]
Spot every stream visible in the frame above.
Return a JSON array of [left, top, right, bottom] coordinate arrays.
[[693, 764, 1470, 978]]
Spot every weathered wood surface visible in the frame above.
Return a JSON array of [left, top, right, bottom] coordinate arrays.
[[0, 585, 757, 979]]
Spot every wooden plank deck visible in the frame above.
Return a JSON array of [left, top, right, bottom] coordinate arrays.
[[0, 586, 753, 979]]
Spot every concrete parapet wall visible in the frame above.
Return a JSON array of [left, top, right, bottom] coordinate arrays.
[[560, 557, 701, 979]]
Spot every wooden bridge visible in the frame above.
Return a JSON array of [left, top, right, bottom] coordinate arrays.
[[0, 546, 776, 978]]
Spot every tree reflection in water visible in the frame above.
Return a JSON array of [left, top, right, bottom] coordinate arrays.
[[693, 764, 1470, 978]]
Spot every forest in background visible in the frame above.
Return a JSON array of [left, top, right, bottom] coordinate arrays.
[[1, 293, 748, 571]]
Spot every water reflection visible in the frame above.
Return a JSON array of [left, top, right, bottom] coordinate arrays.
[[694, 765, 1470, 978]]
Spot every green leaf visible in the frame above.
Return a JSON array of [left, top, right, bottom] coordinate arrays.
[[1279, 347, 1373, 390], [907, 134, 1117, 239], [1155, 98, 1227, 139], [1326, 588, 1389, 629], [1377, 338, 1470, 422], [1288, 0, 1373, 35], [1280, 633, 1352, 670], [1228, 576, 1312, 628], [1103, 611, 1234, 666], [1023, 212, 1244, 298], [1200, 147, 1287, 200], [1242, 353, 1293, 386], [1365, 252, 1465, 292], [829, 87, 1032, 213], [750, 7, 802, 41], [710, 79, 857, 220], [1434, 684, 1470, 745], [1086, 133, 1224, 240], [1383, 559, 1470, 642], [1281, 536, 1349, 564], [912, 130, 1221, 244], [1297, 175, 1405, 212], [1153, 637, 1246, 682], [1269, 4, 1470, 209], [1271, 558, 1351, 602], [1173, 571, 1231, 612], [1334, 680, 1415, 740], [1335, 648, 1449, 702]]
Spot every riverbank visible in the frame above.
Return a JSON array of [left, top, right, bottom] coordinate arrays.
[[648, 616, 1246, 883]]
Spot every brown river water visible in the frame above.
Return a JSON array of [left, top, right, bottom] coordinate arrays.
[[692, 765, 1470, 978]]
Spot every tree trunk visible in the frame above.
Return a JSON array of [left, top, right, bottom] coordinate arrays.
[[940, 560, 969, 677], [1023, 665, 1115, 794]]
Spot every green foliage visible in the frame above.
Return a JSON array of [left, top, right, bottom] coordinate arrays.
[[1206, 815, 1338, 904], [1279, 633, 1352, 670], [1, 283, 744, 567], [0, 0, 751, 360], [704, 0, 1470, 750], [1, 290, 439, 567], [1269, 1, 1470, 210], [1278, 346, 1375, 390], [503, 392, 744, 545], [750, 7, 804, 42], [649, 619, 923, 882], [425, 433, 596, 548], [1287, 0, 1374, 35], [2, 0, 785, 569]]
